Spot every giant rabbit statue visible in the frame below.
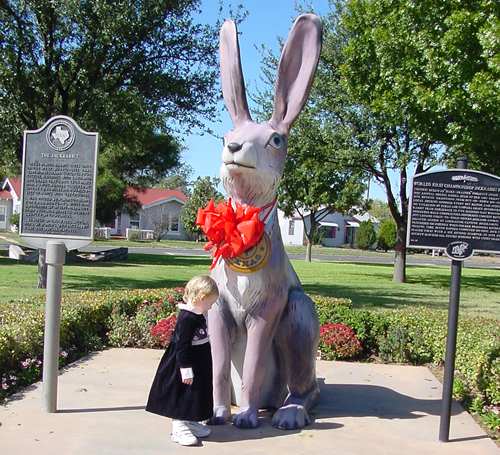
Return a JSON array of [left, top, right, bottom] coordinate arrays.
[[208, 14, 322, 430]]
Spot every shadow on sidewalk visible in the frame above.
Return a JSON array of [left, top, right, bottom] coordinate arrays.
[[206, 377, 465, 443], [314, 380, 455, 420]]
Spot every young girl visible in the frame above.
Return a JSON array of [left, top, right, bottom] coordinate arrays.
[[146, 275, 219, 446]]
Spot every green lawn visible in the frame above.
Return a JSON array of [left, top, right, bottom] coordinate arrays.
[[1, 252, 498, 318]]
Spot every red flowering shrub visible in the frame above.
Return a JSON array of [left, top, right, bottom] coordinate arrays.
[[319, 322, 362, 360], [150, 315, 177, 348]]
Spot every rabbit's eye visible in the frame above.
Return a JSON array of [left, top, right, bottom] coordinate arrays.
[[268, 133, 284, 150]]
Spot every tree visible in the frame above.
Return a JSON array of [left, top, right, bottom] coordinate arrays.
[[152, 219, 170, 242], [339, 0, 499, 278], [343, 0, 499, 166], [356, 220, 376, 250], [0, 0, 233, 220], [9, 213, 19, 231], [368, 199, 391, 221], [180, 176, 223, 240], [344, 0, 499, 175], [0, 0, 236, 287], [277, 108, 367, 261], [253, 23, 367, 262], [157, 163, 193, 196], [377, 218, 397, 252], [38, 250, 47, 289], [304, 0, 498, 281], [307, 1, 440, 282]]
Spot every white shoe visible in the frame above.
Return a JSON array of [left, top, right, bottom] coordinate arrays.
[[185, 421, 211, 438], [171, 421, 199, 446]]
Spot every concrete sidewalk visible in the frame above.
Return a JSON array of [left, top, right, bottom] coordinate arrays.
[[1, 348, 497, 454]]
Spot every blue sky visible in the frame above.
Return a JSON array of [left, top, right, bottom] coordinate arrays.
[[182, 0, 389, 201]]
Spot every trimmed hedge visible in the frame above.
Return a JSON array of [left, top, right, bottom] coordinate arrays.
[[1, 289, 498, 423], [0, 289, 182, 398], [314, 296, 499, 408]]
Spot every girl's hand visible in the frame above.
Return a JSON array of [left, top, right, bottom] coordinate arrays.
[[182, 378, 193, 385]]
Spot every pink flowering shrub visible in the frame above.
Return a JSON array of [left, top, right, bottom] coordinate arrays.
[[319, 322, 362, 360], [150, 315, 177, 348]]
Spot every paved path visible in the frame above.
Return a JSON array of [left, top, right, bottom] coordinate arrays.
[[1, 348, 497, 454]]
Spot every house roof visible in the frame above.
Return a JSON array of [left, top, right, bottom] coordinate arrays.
[[0, 190, 12, 200], [2, 177, 21, 198], [352, 212, 380, 224], [125, 187, 187, 207]]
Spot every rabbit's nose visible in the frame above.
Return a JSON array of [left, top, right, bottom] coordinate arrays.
[[227, 142, 243, 153]]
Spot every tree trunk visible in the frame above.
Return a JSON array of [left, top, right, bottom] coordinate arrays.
[[37, 249, 47, 289], [305, 239, 312, 262], [393, 226, 407, 283], [304, 212, 317, 262]]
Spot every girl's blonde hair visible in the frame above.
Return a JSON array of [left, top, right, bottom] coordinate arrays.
[[183, 275, 219, 304]]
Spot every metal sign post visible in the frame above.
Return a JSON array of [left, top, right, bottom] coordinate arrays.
[[438, 258, 462, 441], [438, 158, 466, 442], [20, 116, 98, 413], [41, 241, 66, 413], [407, 158, 500, 442]]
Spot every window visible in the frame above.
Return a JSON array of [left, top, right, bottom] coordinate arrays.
[[0, 207, 5, 223], [169, 213, 179, 232], [129, 212, 140, 229], [288, 219, 295, 236], [319, 225, 337, 239]]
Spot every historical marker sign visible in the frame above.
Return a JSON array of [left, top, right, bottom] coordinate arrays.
[[408, 169, 500, 259], [20, 116, 99, 250], [408, 166, 500, 442]]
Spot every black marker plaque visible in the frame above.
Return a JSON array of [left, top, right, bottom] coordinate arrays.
[[408, 169, 500, 257], [20, 116, 98, 249], [408, 166, 500, 443]]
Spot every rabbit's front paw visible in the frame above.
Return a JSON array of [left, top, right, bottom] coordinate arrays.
[[272, 404, 311, 430], [233, 407, 259, 428], [207, 405, 231, 425]]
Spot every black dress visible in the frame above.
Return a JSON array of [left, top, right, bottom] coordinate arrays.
[[146, 308, 213, 421]]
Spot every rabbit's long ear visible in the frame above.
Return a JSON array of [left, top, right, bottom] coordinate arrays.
[[220, 20, 252, 126], [270, 14, 322, 133]]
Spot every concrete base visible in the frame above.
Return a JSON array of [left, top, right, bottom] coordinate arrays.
[[0, 348, 497, 454]]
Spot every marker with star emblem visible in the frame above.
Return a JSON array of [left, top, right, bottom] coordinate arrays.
[[19, 115, 99, 414]]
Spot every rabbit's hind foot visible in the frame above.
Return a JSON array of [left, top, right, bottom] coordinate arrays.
[[271, 403, 311, 430]]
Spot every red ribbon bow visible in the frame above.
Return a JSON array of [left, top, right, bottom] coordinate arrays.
[[196, 198, 265, 269]]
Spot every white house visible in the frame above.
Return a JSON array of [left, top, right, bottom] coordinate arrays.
[[0, 177, 22, 231], [108, 187, 189, 240], [278, 209, 305, 246], [278, 208, 379, 247]]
